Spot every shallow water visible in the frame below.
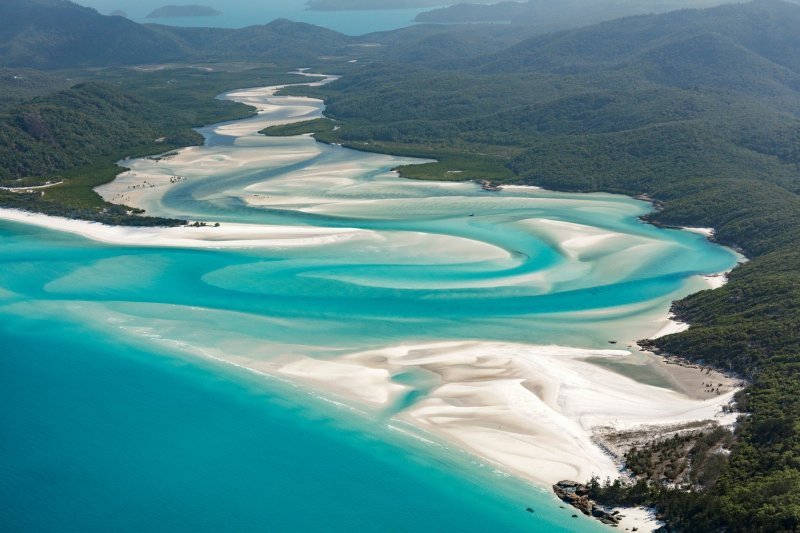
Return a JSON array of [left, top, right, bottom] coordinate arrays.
[[0, 77, 739, 531]]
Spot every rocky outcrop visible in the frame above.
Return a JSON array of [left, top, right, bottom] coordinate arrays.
[[478, 179, 503, 192], [553, 481, 621, 527]]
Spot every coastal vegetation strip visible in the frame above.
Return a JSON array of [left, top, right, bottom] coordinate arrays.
[[259, 118, 337, 137], [0, 66, 308, 225]]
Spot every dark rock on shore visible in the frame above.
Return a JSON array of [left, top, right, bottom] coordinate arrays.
[[478, 179, 503, 192], [553, 480, 621, 527]]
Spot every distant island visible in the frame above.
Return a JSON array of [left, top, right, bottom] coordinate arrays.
[[146, 4, 222, 18], [306, 0, 449, 11], [108, 10, 128, 18]]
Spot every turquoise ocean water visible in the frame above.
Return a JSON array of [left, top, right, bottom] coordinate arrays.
[[0, 80, 739, 531], [0, 223, 595, 532], [0, 303, 571, 532]]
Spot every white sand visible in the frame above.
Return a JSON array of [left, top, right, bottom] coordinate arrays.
[[501, 184, 542, 191], [97, 143, 325, 212], [279, 357, 406, 406], [97, 74, 339, 212], [652, 317, 690, 339], [681, 226, 715, 238], [0, 208, 377, 249], [0, 208, 516, 268], [650, 272, 730, 340], [1, 71, 744, 522], [613, 507, 664, 532], [703, 273, 728, 289], [520, 218, 641, 261], [264, 341, 739, 488]]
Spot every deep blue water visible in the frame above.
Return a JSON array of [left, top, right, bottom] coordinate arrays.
[[0, 303, 584, 532]]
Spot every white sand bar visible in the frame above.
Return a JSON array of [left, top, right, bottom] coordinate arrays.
[[265, 341, 738, 488], [0, 208, 377, 249]]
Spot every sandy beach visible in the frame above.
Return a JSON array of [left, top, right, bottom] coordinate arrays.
[[0, 209, 516, 270], [95, 73, 338, 214], [681, 226, 715, 238], [253, 341, 738, 488], [615, 507, 665, 531], [0, 73, 746, 533], [0, 208, 376, 249]]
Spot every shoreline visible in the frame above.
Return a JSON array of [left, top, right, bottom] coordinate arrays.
[[94, 74, 340, 215], [1, 73, 748, 532], [261, 341, 739, 489], [0, 208, 378, 249]]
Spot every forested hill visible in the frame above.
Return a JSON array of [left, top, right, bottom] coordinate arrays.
[[0, 0, 187, 67], [0, 81, 202, 224], [288, 2, 800, 527], [0, 0, 543, 69], [357, 24, 542, 64], [312, 0, 800, 189], [163, 19, 352, 64], [0, 66, 308, 224], [0, 82, 200, 184], [415, 0, 739, 27], [477, 0, 800, 85], [0, 0, 353, 68]]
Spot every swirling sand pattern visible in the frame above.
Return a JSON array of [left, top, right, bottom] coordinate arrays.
[[1, 75, 740, 510]]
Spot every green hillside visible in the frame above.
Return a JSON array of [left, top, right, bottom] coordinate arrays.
[[0, 0, 188, 68], [415, 0, 738, 28], [282, 3, 800, 528], [0, 66, 307, 224], [0, 1, 355, 68]]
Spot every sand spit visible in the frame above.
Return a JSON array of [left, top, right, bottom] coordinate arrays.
[[265, 341, 739, 488], [0, 208, 377, 250]]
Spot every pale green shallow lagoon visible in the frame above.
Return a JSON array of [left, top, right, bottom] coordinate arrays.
[[0, 79, 740, 532]]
